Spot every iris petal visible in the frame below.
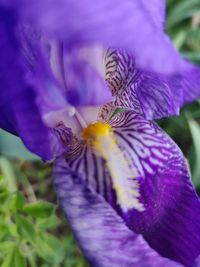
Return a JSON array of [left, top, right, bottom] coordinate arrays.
[[54, 157, 182, 267], [0, 7, 52, 159], [0, 9, 71, 160], [141, 0, 165, 29], [63, 47, 112, 106], [110, 111, 200, 266], [10, 89, 53, 160], [136, 68, 200, 119], [62, 110, 200, 266], [17, 0, 190, 74], [105, 49, 200, 119]]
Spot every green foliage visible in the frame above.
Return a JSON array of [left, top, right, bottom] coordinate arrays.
[[0, 158, 88, 267], [166, 0, 200, 64], [23, 202, 55, 219], [35, 232, 65, 263], [166, 0, 200, 30], [187, 115, 200, 186]]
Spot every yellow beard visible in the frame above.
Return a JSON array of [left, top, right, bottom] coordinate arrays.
[[82, 122, 144, 212]]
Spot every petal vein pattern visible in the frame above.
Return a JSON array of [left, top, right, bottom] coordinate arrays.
[[57, 110, 200, 266], [110, 112, 200, 266], [54, 158, 182, 267], [104, 49, 200, 120], [82, 122, 144, 212]]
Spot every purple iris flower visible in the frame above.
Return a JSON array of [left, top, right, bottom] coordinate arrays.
[[54, 49, 200, 267], [1, 0, 200, 160], [1, 1, 200, 267]]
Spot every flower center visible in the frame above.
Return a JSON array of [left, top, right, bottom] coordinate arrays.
[[82, 122, 144, 212]]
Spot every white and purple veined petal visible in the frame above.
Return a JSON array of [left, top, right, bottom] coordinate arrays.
[[105, 49, 200, 120], [56, 109, 200, 266], [0, 7, 111, 160], [1, 0, 200, 161], [54, 157, 182, 267], [109, 111, 200, 266]]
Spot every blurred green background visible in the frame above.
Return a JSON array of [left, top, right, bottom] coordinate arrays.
[[1, 1, 200, 266]]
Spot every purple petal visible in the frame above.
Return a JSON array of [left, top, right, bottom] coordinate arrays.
[[141, 0, 165, 29], [63, 47, 112, 106], [105, 49, 200, 119], [61, 109, 200, 265], [169, 67, 200, 110], [17, 0, 190, 74], [0, 9, 68, 160], [8, 88, 55, 160], [18, 23, 41, 71], [0, 7, 51, 159], [110, 111, 200, 266], [50, 123, 72, 157], [0, 108, 17, 136], [136, 71, 178, 119], [105, 49, 145, 117], [18, 25, 68, 114], [20, 24, 112, 108], [54, 157, 182, 267], [2, 85, 73, 160], [136, 67, 200, 119]]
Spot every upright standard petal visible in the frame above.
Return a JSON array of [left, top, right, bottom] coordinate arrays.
[[136, 68, 200, 119], [105, 49, 200, 119], [16, 0, 190, 74], [54, 157, 182, 267]]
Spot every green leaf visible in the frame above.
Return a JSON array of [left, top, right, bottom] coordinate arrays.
[[1, 247, 14, 267], [1, 193, 25, 216], [1, 246, 26, 267], [173, 30, 187, 50], [0, 157, 17, 192], [0, 192, 8, 203], [0, 241, 15, 255], [187, 117, 200, 186], [14, 248, 26, 267], [37, 214, 61, 230], [182, 51, 200, 64], [35, 232, 65, 263], [166, 0, 200, 29], [8, 224, 18, 238], [15, 215, 36, 243], [10, 193, 26, 212], [0, 224, 9, 241], [23, 201, 55, 218]]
